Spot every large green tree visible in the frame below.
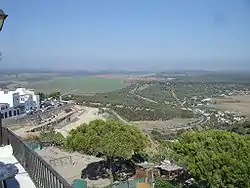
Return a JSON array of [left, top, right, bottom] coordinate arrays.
[[65, 119, 148, 183], [171, 130, 250, 187]]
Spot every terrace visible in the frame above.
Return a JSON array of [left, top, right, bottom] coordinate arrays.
[[0, 127, 73, 188]]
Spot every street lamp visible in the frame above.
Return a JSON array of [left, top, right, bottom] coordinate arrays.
[[0, 9, 7, 146], [0, 9, 8, 31]]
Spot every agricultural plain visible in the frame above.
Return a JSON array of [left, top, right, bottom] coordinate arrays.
[[213, 95, 250, 117], [27, 76, 127, 94]]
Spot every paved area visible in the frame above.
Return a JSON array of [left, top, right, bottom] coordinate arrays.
[[0, 145, 36, 188]]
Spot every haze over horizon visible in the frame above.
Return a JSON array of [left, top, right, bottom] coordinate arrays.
[[0, 0, 250, 71]]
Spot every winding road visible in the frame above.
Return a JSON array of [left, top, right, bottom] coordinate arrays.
[[171, 88, 208, 127]]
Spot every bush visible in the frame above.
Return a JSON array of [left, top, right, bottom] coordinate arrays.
[[155, 179, 179, 188], [39, 130, 65, 146]]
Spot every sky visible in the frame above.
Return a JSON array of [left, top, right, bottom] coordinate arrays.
[[0, 0, 250, 71]]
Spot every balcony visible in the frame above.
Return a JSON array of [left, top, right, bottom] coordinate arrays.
[[1, 127, 73, 188]]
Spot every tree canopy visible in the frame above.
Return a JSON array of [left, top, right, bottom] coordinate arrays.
[[66, 119, 148, 159], [65, 119, 148, 183], [171, 130, 250, 187]]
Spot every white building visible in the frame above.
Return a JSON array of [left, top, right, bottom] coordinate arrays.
[[0, 88, 40, 116], [0, 103, 20, 119], [15, 88, 40, 112]]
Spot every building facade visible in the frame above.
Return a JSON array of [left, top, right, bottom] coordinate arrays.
[[0, 103, 20, 119], [0, 88, 40, 118]]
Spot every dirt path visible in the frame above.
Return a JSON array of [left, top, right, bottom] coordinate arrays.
[[56, 107, 104, 137], [171, 89, 181, 105], [104, 108, 128, 123], [129, 84, 158, 104], [133, 93, 158, 103]]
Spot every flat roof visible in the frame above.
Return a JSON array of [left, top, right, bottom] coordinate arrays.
[[156, 164, 183, 171]]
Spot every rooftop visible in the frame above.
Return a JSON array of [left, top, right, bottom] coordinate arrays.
[[156, 160, 183, 172]]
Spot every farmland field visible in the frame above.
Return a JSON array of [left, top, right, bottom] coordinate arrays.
[[28, 76, 127, 94], [133, 118, 198, 133], [213, 95, 250, 117]]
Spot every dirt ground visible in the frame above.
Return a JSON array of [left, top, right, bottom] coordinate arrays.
[[56, 107, 105, 137], [212, 97, 239, 103], [36, 146, 110, 187], [132, 118, 198, 133], [213, 95, 250, 117], [12, 106, 104, 139]]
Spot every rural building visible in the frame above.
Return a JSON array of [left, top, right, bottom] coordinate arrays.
[[0, 87, 40, 117], [156, 160, 183, 180], [135, 160, 184, 182], [135, 162, 160, 183]]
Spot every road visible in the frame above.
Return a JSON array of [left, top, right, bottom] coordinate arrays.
[[171, 88, 208, 127]]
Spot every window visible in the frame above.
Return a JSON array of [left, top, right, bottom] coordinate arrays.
[[14, 111, 16, 116], [5, 112, 7, 118], [9, 111, 12, 117], [17, 110, 20, 115]]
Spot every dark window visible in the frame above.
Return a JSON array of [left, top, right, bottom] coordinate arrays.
[[9, 111, 12, 117], [5, 112, 7, 118], [17, 110, 20, 115], [14, 111, 16, 116]]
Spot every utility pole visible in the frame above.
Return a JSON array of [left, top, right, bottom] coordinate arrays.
[[0, 9, 8, 146], [0, 113, 2, 146]]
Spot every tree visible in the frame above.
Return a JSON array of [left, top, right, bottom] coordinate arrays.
[[37, 92, 46, 102], [30, 130, 65, 146], [65, 119, 148, 183], [154, 179, 179, 188], [39, 130, 65, 146], [171, 130, 250, 187], [49, 91, 61, 100]]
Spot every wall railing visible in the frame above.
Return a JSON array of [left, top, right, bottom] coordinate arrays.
[[2, 127, 73, 188]]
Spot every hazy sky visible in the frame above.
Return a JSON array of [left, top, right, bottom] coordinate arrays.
[[0, 0, 250, 71]]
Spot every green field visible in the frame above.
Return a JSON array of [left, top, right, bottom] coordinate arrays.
[[28, 76, 126, 94]]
